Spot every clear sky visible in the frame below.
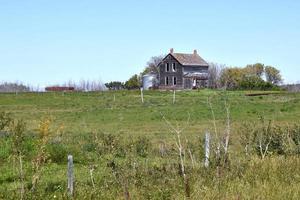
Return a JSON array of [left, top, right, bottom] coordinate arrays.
[[0, 0, 300, 87]]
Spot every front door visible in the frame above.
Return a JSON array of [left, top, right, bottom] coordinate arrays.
[[183, 78, 192, 89]]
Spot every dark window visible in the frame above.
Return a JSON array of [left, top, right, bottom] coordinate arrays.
[[173, 77, 177, 85], [165, 76, 169, 85], [172, 63, 176, 71], [165, 63, 170, 72]]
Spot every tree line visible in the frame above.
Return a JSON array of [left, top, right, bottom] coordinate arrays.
[[209, 63, 282, 90], [106, 55, 283, 90]]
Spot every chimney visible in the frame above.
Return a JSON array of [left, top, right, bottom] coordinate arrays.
[[170, 48, 174, 54], [193, 49, 197, 55]]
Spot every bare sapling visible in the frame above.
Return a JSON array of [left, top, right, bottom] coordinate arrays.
[[208, 97, 231, 160], [89, 165, 96, 189], [161, 112, 191, 198], [185, 137, 196, 168], [258, 118, 272, 159]]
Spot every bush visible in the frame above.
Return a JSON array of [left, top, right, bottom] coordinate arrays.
[[134, 136, 150, 157], [240, 119, 300, 158], [47, 143, 68, 163]]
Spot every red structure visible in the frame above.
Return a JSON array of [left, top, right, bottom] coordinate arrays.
[[45, 86, 75, 92]]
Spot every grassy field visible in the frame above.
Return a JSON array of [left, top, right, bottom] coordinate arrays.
[[1, 90, 300, 199]]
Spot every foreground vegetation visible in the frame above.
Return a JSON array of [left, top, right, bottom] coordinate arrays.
[[1, 90, 300, 199]]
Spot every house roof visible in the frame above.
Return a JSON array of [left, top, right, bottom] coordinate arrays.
[[183, 72, 208, 80], [171, 53, 208, 66]]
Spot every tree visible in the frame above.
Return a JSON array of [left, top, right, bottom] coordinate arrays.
[[0, 82, 30, 93], [265, 66, 282, 85], [220, 67, 244, 89], [105, 81, 125, 90], [244, 63, 264, 77], [141, 55, 164, 75], [208, 63, 224, 88], [124, 74, 140, 90]]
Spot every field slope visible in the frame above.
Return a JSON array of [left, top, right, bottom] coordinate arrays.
[[0, 90, 300, 199]]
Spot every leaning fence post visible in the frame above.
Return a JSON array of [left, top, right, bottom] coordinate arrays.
[[140, 87, 144, 103], [67, 155, 74, 197], [204, 132, 210, 168]]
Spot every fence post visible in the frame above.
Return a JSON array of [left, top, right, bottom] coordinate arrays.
[[67, 155, 74, 197], [204, 132, 210, 168], [140, 88, 144, 103], [173, 89, 176, 104]]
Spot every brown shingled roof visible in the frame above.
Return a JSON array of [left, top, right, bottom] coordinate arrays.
[[171, 52, 208, 66]]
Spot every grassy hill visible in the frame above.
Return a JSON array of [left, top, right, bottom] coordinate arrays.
[[1, 90, 300, 199]]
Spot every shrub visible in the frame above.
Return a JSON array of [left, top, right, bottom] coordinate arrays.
[[240, 119, 300, 158], [47, 143, 67, 163], [134, 136, 150, 157]]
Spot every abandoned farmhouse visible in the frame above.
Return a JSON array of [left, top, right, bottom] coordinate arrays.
[[157, 48, 209, 89]]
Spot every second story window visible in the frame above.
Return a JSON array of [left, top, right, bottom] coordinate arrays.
[[165, 63, 170, 72], [172, 63, 176, 72]]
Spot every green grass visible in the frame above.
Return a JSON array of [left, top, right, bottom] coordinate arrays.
[[1, 90, 300, 199]]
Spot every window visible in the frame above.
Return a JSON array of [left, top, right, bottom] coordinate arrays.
[[173, 77, 177, 85], [172, 63, 176, 72], [165, 63, 170, 72], [165, 76, 169, 85]]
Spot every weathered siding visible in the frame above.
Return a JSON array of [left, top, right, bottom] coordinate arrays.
[[159, 54, 183, 89], [183, 66, 209, 73]]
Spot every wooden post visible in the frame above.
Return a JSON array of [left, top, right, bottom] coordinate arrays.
[[67, 155, 74, 197], [113, 94, 116, 102], [204, 132, 210, 168], [173, 89, 176, 104], [140, 88, 144, 103]]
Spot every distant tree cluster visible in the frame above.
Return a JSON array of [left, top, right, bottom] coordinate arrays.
[[105, 74, 141, 90], [105, 81, 125, 90], [208, 63, 283, 90], [62, 79, 106, 91], [0, 82, 30, 93], [105, 56, 164, 90]]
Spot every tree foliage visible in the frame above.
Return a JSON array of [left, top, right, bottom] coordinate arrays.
[[105, 81, 125, 90], [124, 74, 140, 90], [219, 63, 281, 90], [265, 66, 282, 85]]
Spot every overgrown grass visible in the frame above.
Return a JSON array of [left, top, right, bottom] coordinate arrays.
[[0, 90, 300, 199]]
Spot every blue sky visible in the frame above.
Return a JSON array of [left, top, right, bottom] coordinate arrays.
[[0, 0, 300, 87]]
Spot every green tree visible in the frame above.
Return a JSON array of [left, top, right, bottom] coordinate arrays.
[[245, 63, 264, 77], [220, 67, 244, 89], [125, 74, 140, 90], [265, 66, 282, 85], [105, 81, 125, 90]]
